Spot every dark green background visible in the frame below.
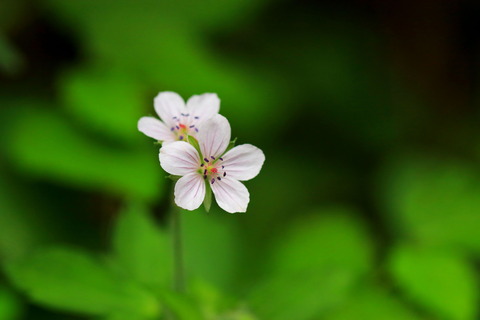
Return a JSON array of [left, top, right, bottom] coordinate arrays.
[[1, 0, 480, 319]]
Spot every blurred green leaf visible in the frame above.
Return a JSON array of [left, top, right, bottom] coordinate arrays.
[[183, 211, 240, 292], [0, 35, 23, 75], [43, 0, 285, 133], [389, 244, 477, 320], [190, 279, 257, 320], [0, 286, 23, 320], [6, 247, 161, 318], [5, 106, 163, 201], [270, 207, 373, 275], [60, 67, 144, 143], [159, 290, 203, 320], [249, 207, 374, 320], [379, 156, 480, 253], [113, 202, 171, 291], [324, 286, 422, 320]]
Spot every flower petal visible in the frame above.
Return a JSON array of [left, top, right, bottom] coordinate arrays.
[[186, 93, 220, 124], [137, 116, 175, 142], [221, 144, 265, 181], [154, 91, 186, 126], [211, 177, 250, 213], [174, 173, 205, 210], [198, 114, 231, 159], [159, 141, 200, 176]]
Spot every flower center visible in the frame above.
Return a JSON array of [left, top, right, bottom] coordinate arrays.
[[170, 113, 200, 140], [199, 156, 226, 184]]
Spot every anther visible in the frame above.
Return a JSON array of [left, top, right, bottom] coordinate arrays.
[[223, 172, 226, 177], [211, 156, 215, 160], [222, 165, 225, 169], [204, 158, 209, 162], [195, 128, 199, 132], [179, 135, 184, 140], [185, 113, 190, 116], [189, 125, 195, 128], [200, 163, 204, 167], [172, 116, 177, 119], [203, 175, 207, 179], [181, 113, 186, 116], [211, 178, 215, 184], [219, 157, 224, 161], [170, 127, 174, 131], [203, 169, 207, 175], [217, 177, 221, 181], [176, 125, 180, 130], [194, 116, 200, 119]]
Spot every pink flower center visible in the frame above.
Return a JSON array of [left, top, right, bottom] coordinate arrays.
[[170, 113, 200, 141], [199, 156, 227, 184]]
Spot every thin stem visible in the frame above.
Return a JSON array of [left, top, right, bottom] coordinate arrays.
[[170, 202, 185, 293]]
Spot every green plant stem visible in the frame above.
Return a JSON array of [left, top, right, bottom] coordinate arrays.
[[171, 203, 185, 293]]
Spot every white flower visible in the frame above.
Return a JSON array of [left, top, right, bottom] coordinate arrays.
[[159, 115, 265, 213], [138, 91, 220, 143]]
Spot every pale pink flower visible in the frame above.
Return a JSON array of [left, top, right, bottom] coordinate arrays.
[[138, 91, 220, 143], [159, 115, 265, 213]]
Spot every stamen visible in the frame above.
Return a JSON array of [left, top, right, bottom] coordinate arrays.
[[219, 157, 224, 161], [194, 116, 200, 119], [217, 177, 221, 181], [223, 172, 226, 177], [189, 125, 195, 128], [172, 116, 177, 119], [203, 175, 207, 179], [176, 126, 180, 130], [204, 158, 209, 162], [200, 163, 204, 167], [211, 156, 215, 160], [211, 178, 215, 184], [170, 127, 174, 131], [195, 128, 199, 132], [179, 135, 184, 140], [222, 165, 225, 169], [203, 169, 207, 175], [185, 113, 190, 116], [181, 113, 186, 116]]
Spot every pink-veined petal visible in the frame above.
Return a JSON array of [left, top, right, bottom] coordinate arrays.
[[159, 141, 200, 176], [174, 173, 206, 210], [211, 177, 250, 213], [154, 92, 186, 127], [222, 144, 265, 181], [186, 93, 220, 125], [199, 114, 231, 159], [137, 116, 175, 142]]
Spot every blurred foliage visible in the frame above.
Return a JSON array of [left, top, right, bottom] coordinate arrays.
[[1, 0, 480, 319]]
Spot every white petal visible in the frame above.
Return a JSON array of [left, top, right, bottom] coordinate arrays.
[[159, 141, 200, 176], [221, 144, 265, 181], [174, 173, 206, 210], [137, 117, 175, 142], [186, 93, 220, 124], [154, 91, 186, 126], [198, 114, 231, 159], [211, 177, 250, 213]]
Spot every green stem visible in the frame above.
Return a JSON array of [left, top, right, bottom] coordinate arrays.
[[171, 202, 185, 293]]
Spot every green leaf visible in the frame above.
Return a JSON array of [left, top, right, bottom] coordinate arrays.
[[159, 290, 203, 320], [113, 202, 171, 290], [5, 106, 163, 201], [249, 207, 374, 320], [60, 67, 143, 143], [187, 135, 202, 158], [389, 244, 477, 320], [6, 247, 161, 318], [0, 286, 23, 320], [325, 286, 422, 320], [183, 211, 240, 291], [379, 156, 480, 253]]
